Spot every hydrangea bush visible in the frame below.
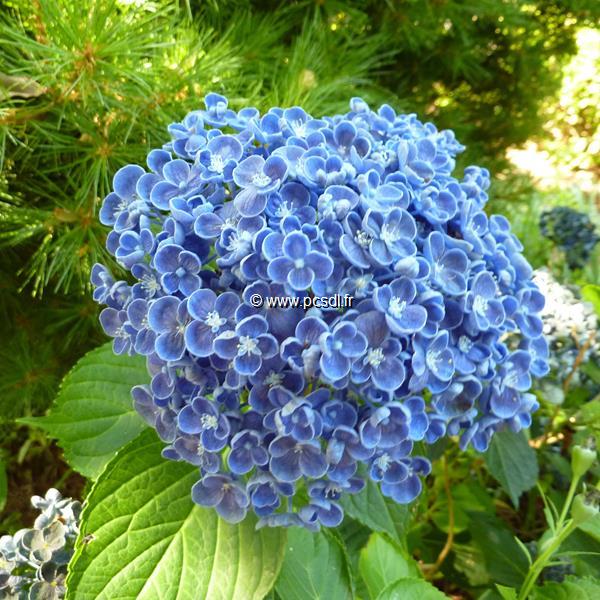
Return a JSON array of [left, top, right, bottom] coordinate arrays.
[[92, 94, 548, 528], [0, 489, 80, 599]]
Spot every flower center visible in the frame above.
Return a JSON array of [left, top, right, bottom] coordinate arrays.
[[355, 230, 371, 248], [275, 202, 293, 219], [201, 414, 218, 430], [115, 326, 129, 339], [238, 335, 259, 356], [291, 119, 306, 137], [294, 258, 305, 269], [426, 350, 441, 372], [473, 295, 489, 315], [375, 453, 391, 472], [251, 172, 271, 188], [205, 310, 225, 332], [141, 274, 161, 295], [176, 267, 186, 278], [355, 275, 371, 290], [326, 484, 342, 498], [264, 371, 283, 387], [226, 230, 253, 253], [366, 348, 385, 367], [209, 154, 225, 173], [388, 297, 407, 319], [380, 224, 399, 244], [458, 335, 472, 354]]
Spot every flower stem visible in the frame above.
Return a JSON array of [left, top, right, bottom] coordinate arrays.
[[556, 475, 580, 531], [517, 520, 577, 600], [425, 455, 454, 580]]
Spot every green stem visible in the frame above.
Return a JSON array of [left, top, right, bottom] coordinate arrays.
[[556, 476, 580, 531], [517, 520, 578, 600]]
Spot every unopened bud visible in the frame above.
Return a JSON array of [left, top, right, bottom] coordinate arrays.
[[571, 441, 597, 479]]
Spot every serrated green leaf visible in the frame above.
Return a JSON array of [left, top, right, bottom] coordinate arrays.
[[67, 429, 286, 600], [358, 533, 420, 599], [484, 430, 538, 507], [340, 480, 411, 548], [531, 575, 600, 599], [275, 528, 352, 600], [375, 577, 447, 599], [20, 342, 148, 479]]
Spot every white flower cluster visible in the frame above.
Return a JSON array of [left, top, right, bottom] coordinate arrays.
[[532, 269, 599, 401], [0, 489, 81, 600]]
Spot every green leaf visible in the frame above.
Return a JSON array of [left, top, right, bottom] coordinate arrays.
[[582, 285, 600, 317], [376, 578, 447, 599], [20, 342, 148, 479], [496, 584, 518, 600], [453, 543, 490, 586], [67, 429, 286, 600], [0, 458, 7, 512], [340, 480, 411, 548], [531, 575, 600, 599], [467, 512, 529, 587], [431, 480, 494, 534], [579, 396, 600, 428], [358, 533, 420, 599], [275, 528, 352, 600], [579, 514, 600, 543], [484, 429, 539, 507], [559, 529, 600, 577]]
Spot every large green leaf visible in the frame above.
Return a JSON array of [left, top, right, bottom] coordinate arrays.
[[467, 512, 529, 588], [275, 528, 352, 600], [531, 576, 600, 599], [67, 429, 286, 600], [376, 578, 447, 599], [340, 480, 411, 548], [358, 533, 420, 599], [21, 342, 148, 479], [484, 429, 538, 507]]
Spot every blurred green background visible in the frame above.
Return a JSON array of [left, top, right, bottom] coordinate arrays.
[[0, 0, 598, 562]]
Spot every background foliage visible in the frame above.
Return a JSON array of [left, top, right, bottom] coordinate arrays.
[[1, 0, 599, 598]]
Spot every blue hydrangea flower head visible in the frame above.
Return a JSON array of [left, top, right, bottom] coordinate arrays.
[[92, 93, 547, 530]]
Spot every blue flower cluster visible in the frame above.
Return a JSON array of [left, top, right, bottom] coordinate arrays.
[[539, 206, 599, 270], [93, 94, 546, 528]]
